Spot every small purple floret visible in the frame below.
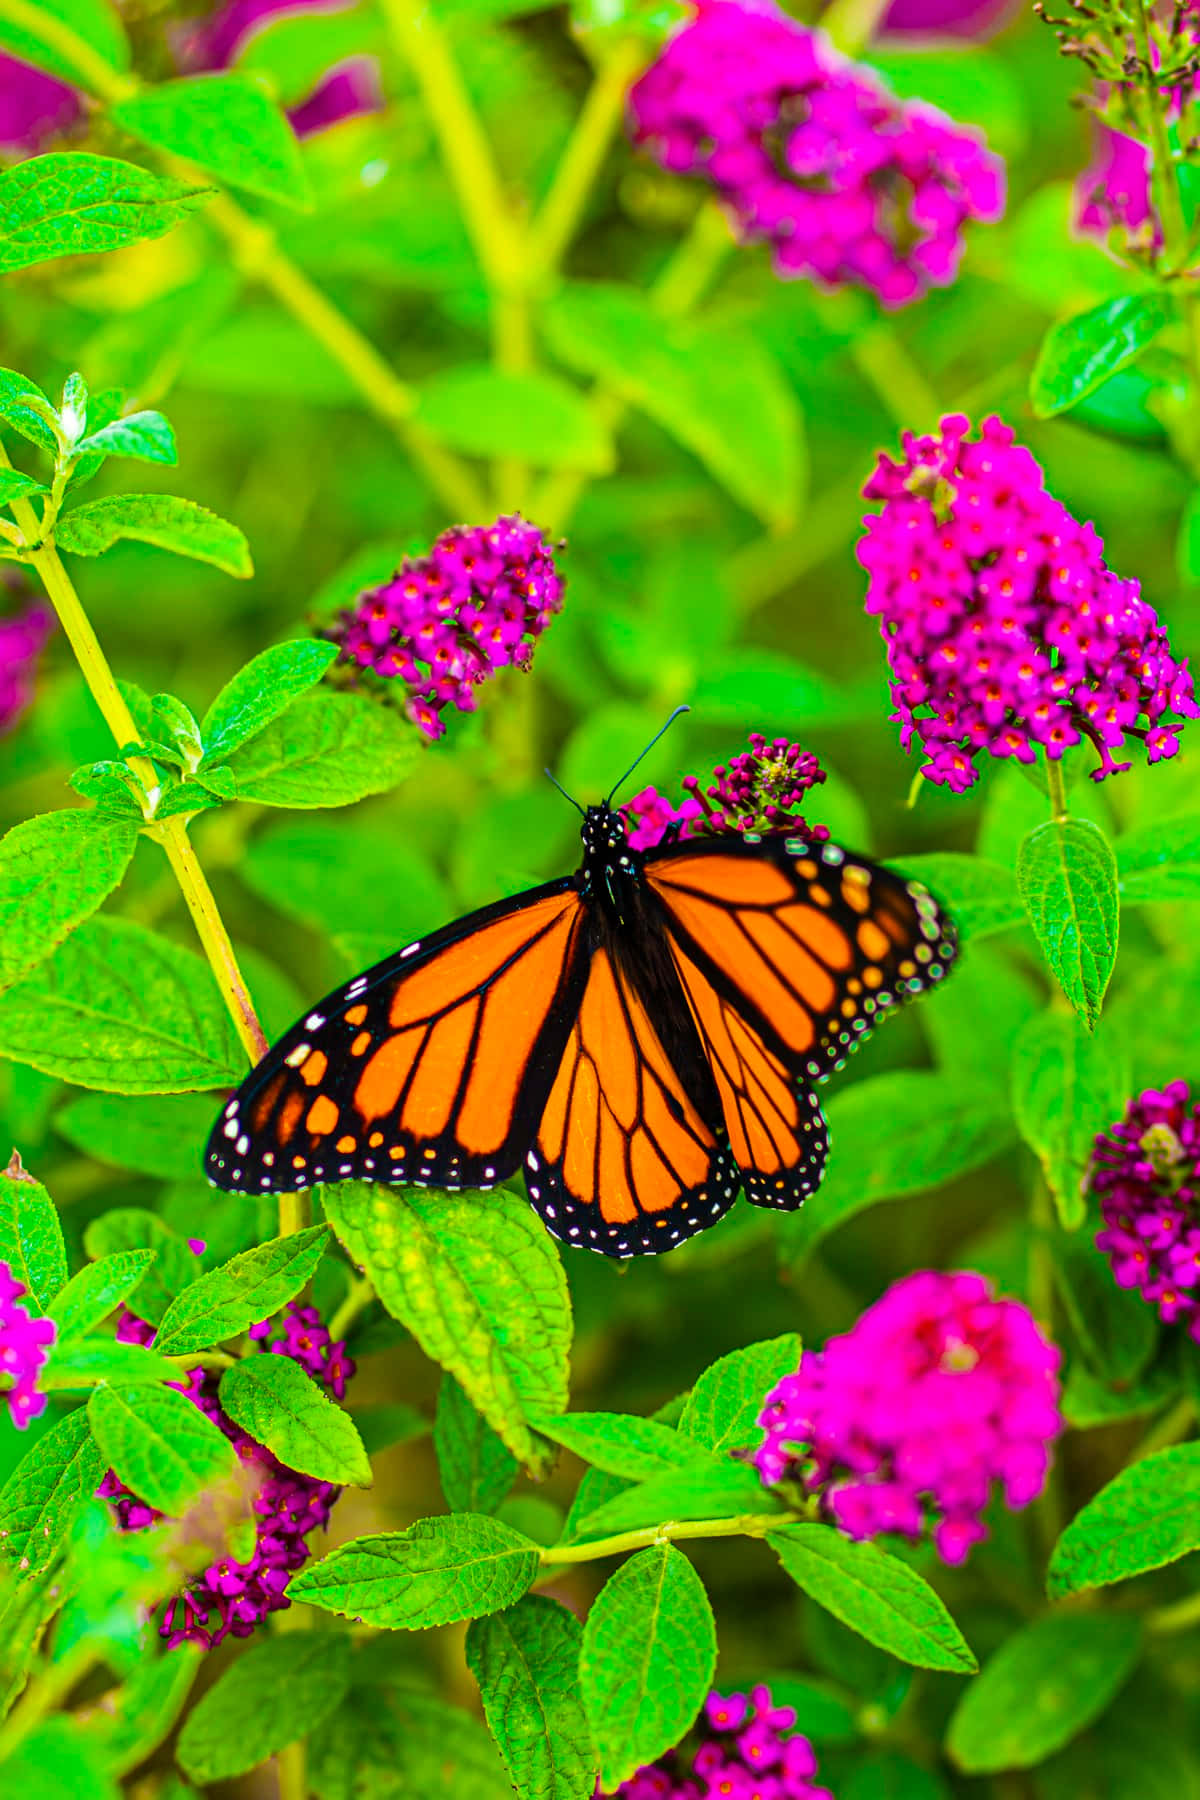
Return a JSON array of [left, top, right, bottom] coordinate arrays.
[[0, 1259, 55, 1430], [602, 1683, 832, 1799], [623, 732, 828, 851], [0, 601, 54, 734], [1092, 1079, 1200, 1337], [324, 514, 565, 742], [628, 0, 1004, 307], [753, 1269, 1062, 1565], [858, 412, 1199, 791]]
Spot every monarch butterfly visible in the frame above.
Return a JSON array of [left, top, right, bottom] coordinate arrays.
[[206, 763, 956, 1258]]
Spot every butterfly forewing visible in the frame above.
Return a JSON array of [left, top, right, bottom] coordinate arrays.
[[644, 833, 957, 1084], [525, 945, 740, 1257], [205, 881, 589, 1195]]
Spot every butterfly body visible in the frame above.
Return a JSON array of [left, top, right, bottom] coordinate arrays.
[[207, 804, 956, 1258]]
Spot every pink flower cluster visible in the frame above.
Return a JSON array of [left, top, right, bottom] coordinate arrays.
[[0, 1260, 55, 1430], [1092, 1080, 1200, 1338], [99, 1302, 356, 1651], [754, 1271, 1062, 1565], [858, 413, 1198, 790], [325, 514, 565, 741], [622, 733, 828, 852], [1076, 126, 1158, 251], [604, 1686, 831, 1800], [628, 0, 1004, 307], [0, 600, 53, 733]]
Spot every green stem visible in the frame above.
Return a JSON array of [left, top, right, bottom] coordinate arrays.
[[1133, 0, 1187, 263], [327, 1276, 376, 1344], [1148, 1585, 1200, 1635], [1, 444, 268, 1066], [0, 0, 483, 521], [849, 325, 941, 431], [279, 1191, 314, 1238], [0, 1644, 97, 1761], [540, 1510, 794, 1566], [1130, 1395, 1196, 1463], [1028, 1186, 1065, 1555], [1045, 757, 1068, 823], [277, 1739, 308, 1800], [171, 1351, 237, 1372], [820, 0, 895, 54], [527, 42, 646, 278]]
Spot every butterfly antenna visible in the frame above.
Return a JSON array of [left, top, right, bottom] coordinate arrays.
[[544, 767, 585, 816], [607, 705, 691, 806]]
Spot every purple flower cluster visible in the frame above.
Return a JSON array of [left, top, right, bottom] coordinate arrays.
[[622, 733, 828, 852], [99, 1302, 356, 1651], [754, 1271, 1062, 1565], [628, 0, 1004, 308], [1076, 125, 1158, 252], [858, 412, 1198, 791], [0, 600, 53, 733], [604, 1685, 831, 1800], [1092, 1080, 1200, 1337], [0, 1260, 55, 1430], [324, 514, 565, 741]]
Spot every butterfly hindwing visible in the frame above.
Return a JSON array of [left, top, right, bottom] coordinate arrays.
[[205, 881, 588, 1195], [525, 945, 740, 1257], [645, 832, 957, 1084]]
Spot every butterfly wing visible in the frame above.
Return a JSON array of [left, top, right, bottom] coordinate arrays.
[[525, 944, 740, 1258], [206, 880, 589, 1195], [642, 832, 955, 1209], [644, 832, 956, 1083]]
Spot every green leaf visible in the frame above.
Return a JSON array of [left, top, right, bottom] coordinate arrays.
[[1016, 818, 1119, 1031], [1116, 811, 1200, 904], [1011, 1011, 1130, 1230], [769, 1525, 976, 1673], [88, 1382, 241, 1515], [536, 1411, 717, 1482], [1030, 295, 1173, 418], [0, 469, 49, 503], [91, 1645, 200, 1777], [0, 368, 59, 454], [223, 689, 419, 806], [467, 1595, 597, 1800], [0, 916, 245, 1093], [55, 493, 252, 577], [325, 1182, 571, 1472], [46, 1248, 156, 1340], [841, 1751, 949, 1800], [676, 1335, 798, 1455], [0, 1168, 66, 1310], [0, 154, 211, 274], [779, 1071, 1015, 1267], [435, 1374, 519, 1514], [1048, 1443, 1200, 1596], [543, 281, 803, 528], [219, 1353, 371, 1486], [41, 1336, 181, 1389], [176, 1631, 351, 1783], [888, 854, 1024, 943], [565, 1460, 775, 1539], [0, 807, 140, 995], [353, 1401, 429, 1456], [243, 818, 448, 945], [54, 1092, 215, 1181], [83, 1208, 199, 1326], [0, 0, 130, 85], [580, 1542, 716, 1791], [1051, 1224, 1158, 1382], [153, 1225, 329, 1355], [946, 1613, 1141, 1772], [415, 365, 614, 471], [201, 638, 338, 763], [0, 1408, 104, 1574], [74, 409, 177, 465], [309, 1680, 512, 1800], [290, 1515, 542, 1628], [0, 1718, 120, 1800], [113, 74, 311, 209]]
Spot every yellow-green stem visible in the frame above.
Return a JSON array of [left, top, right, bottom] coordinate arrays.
[[1, 445, 269, 1069], [849, 325, 941, 431], [279, 1191, 314, 1237], [1130, 1395, 1196, 1463], [327, 1276, 375, 1344], [1148, 1585, 1200, 1635], [278, 1740, 308, 1800], [1133, 0, 1187, 261], [540, 1510, 794, 1566], [527, 41, 647, 278], [0, 0, 483, 520], [0, 1644, 97, 1761], [1045, 757, 1068, 823], [820, 0, 894, 53]]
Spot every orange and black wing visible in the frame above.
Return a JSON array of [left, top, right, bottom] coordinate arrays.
[[525, 945, 739, 1258], [205, 880, 589, 1195], [645, 832, 957, 1084]]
